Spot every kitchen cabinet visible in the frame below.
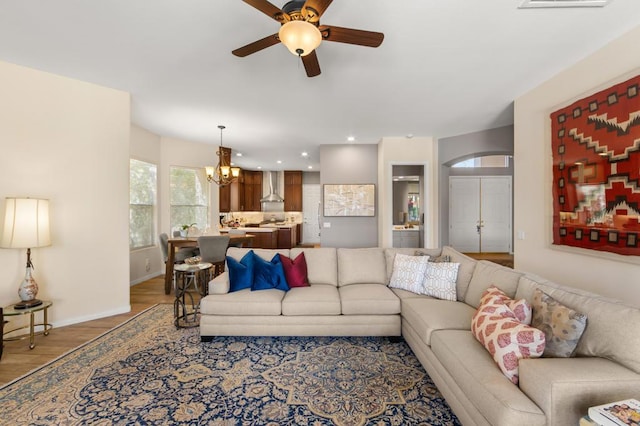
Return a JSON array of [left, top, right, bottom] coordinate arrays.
[[219, 170, 244, 212], [277, 226, 297, 249], [392, 230, 419, 248], [296, 223, 302, 246], [243, 170, 263, 211], [284, 170, 303, 212], [248, 230, 278, 249]]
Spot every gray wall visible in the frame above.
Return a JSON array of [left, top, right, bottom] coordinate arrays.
[[438, 125, 514, 246], [302, 171, 320, 184], [320, 144, 378, 247]]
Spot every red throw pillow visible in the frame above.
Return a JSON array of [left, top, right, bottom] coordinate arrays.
[[280, 252, 310, 288]]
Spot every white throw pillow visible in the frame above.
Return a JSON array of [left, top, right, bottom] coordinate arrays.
[[389, 253, 430, 294], [421, 262, 460, 301]]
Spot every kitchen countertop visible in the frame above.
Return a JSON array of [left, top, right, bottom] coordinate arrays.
[[393, 226, 421, 231], [260, 223, 298, 229], [220, 227, 277, 233]]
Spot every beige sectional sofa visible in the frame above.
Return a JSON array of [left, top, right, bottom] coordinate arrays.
[[199, 246, 640, 426]]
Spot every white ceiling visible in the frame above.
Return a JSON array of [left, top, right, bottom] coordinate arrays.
[[0, 0, 639, 171]]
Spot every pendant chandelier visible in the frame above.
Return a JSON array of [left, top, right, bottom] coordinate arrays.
[[205, 125, 240, 186]]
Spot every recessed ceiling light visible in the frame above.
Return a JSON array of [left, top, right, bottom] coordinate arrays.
[[236, 152, 243, 157], [307, 165, 313, 169], [257, 166, 262, 170], [347, 136, 355, 142], [301, 152, 308, 157], [277, 160, 282, 164]]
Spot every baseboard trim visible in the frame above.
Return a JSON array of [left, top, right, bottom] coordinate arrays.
[[130, 271, 163, 286], [52, 305, 132, 328]]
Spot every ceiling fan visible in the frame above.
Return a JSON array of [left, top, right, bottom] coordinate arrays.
[[232, 0, 384, 77]]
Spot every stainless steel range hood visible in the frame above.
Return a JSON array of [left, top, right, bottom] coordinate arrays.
[[260, 171, 284, 203]]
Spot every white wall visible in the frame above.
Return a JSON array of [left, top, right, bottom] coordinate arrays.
[[378, 137, 438, 248], [514, 25, 640, 307], [129, 125, 163, 285], [0, 60, 131, 326]]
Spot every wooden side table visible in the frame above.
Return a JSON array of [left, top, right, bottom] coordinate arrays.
[[3, 301, 53, 349]]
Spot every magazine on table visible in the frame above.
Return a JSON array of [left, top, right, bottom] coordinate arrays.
[[588, 399, 640, 426]]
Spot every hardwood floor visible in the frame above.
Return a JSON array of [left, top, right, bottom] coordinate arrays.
[[0, 275, 173, 386]]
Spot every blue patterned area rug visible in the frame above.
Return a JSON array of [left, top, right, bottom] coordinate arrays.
[[0, 305, 460, 425]]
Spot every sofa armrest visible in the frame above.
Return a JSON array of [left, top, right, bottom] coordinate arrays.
[[519, 357, 640, 426], [208, 271, 230, 294]]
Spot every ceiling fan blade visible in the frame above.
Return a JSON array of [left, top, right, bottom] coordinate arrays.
[[302, 0, 333, 21], [320, 25, 384, 48], [302, 50, 321, 77], [242, 0, 286, 22], [232, 33, 280, 57]]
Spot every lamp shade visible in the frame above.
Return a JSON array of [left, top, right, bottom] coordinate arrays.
[[278, 20, 322, 56], [1, 198, 51, 249]]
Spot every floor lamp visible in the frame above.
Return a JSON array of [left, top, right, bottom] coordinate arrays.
[[0, 198, 51, 309]]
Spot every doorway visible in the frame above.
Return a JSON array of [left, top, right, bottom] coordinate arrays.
[[449, 176, 512, 253], [392, 165, 425, 248]]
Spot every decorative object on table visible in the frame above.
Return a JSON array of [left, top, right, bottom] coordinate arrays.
[[0, 198, 52, 309], [0, 305, 459, 425], [232, 0, 384, 78], [323, 184, 376, 217], [551, 73, 640, 257], [205, 125, 240, 186], [179, 223, 196, 237], [588, 398, 640, 426]]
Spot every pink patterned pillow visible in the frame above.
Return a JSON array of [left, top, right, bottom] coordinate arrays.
[[472, 288, 545, 384], [480, 285, 533, 324]]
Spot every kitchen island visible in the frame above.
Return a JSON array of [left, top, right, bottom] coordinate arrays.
[[220, 223, 298, 249]]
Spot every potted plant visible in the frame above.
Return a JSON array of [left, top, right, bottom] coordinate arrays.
[[179, 223, 196, 237]]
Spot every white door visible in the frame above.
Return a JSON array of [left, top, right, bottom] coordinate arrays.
[[449, 177, 481, 252], [302, 183, 321, 244], [481, 177, 512, 252], [449, 176, 512, 253]]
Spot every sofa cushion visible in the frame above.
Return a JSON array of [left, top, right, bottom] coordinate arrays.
[[290, 247, 338, 286], [388, 253, 431, 294], [471, 288, 545, 384], [421, 262, 460, 301], [281, 285, 341, 316], [339, 284, 401, 315], [384, 248, 442, 283], [519, 357, 640, 426], [401, 298, 476, 346], [390, 287, 426, 300], [464, 260, 523, 308], [517, 275, 640, 375], [531, 288, 587, 357], [252, 253, 289, 292], [430, 330, 546, 426], [337, 248, 387, 286], [441, 246, 477, 301], [279, 252, 309, 288], [200, 288, 284, 316]]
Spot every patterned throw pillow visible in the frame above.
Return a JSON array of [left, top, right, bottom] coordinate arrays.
[[389, 253, 431, 294], [472, 288, 545, 384], [483, 285, 533, 324], [420, 262, 460, 301], [531, 289, 587, 358]]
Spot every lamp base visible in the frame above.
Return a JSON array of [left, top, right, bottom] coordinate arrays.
[[14, 299, 43, 310]]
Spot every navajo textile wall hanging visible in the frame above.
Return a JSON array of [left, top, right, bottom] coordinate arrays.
[[551, 74, 640, 256]]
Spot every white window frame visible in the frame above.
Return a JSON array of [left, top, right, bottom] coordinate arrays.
[[169, 166, 210, 233], [129, 158, 158, 251]]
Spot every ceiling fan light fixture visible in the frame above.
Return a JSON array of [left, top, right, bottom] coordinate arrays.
[[279, 20, 322, 57]]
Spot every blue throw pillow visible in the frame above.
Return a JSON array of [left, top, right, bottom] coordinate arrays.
[[226, 250, 255, 292], [252, 253, 289, 291]]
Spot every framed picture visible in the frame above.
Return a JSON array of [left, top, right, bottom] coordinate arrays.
[[323, 184, 375, 217], [551, 73, 640, 257]]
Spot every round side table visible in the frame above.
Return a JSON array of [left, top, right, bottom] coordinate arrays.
[[173, 263, 212, 328], [3, 301, 53, 349]]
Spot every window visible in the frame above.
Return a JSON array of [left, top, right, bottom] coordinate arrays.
[[170, 166, 210, 232], [452, 155, 511, 168], [130, 159, 157, 250]]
